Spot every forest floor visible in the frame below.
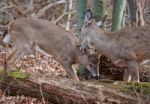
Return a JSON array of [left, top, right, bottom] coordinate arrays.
[[0, 48, 150, 103], [0, 50, 66, 104]]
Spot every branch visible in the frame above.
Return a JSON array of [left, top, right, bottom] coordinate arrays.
[[66, 0, 73, 31], [54, 10, 76, 24], [0, 5, 14, 12], [36, 0, 66, 18], [0, 5, 27, 17]]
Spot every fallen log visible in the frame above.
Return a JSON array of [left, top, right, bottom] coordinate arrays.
[[0, 71, 147, 104]]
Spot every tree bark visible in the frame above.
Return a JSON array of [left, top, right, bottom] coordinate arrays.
[[92, 0, 106, 18], [0, 73, 142, 104], [76, 0, 87, 37], [92, 0, 107, 29], [127, 0, 137, 27], [127, 0, 145, 27], [111, 0, 126, 31], [135, 0, 145, 26]]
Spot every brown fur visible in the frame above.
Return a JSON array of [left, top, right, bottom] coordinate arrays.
[[80, 17, 150, 82], [3, 17, 99, 81]]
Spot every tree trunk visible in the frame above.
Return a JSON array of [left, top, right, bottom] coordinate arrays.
[[111, 0, 126, 31], [92, 0, 106, 18], [76, 0, 87, 37], [127, 0, 137, 27], [92, 0, 107, 29], [66, 0, 73, 31], [76, 0, 87, 72], [135, 0, 145, 26], [127, 0, 145, 27]]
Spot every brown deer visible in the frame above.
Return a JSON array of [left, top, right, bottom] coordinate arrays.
[[80, 9, 150, 82], [2, 17, 100, 81]]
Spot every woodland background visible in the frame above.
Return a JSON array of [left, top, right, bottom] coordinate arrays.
[[0, 0, 150, 104]]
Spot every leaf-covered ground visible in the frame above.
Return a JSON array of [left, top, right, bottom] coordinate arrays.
[[0, 49, 150, 103], [0, 95, 48, 104], [0, 50, 66, 104]]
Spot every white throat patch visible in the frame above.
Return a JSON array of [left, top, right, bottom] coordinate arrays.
[[3, 33, 11, 44]]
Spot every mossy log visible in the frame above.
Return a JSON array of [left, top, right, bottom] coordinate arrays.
[[0, 71, 148, 104]]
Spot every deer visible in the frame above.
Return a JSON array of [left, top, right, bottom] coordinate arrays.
[[79, 9, 150, 82], [2, 17, 100, 81]]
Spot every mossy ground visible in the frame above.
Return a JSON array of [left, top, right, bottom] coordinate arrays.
[[0, 70, 29, 80], [96, 80, 150, 96]]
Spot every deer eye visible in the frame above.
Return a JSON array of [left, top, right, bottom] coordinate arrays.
[[90, 64, 93, 68]]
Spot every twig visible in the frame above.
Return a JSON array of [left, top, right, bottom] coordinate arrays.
[[0, 45, 8, 53], [0, 5, 27, 17], [54, 13, 67, 24], [132, 83, 141, 104], [39, 83, 46, 104], [2, 10, 14, 20], [66, 0, 73, 31], [53, 2, 67, 24], [54, 10, 76, 24], [27, 0, 33, 12], [73, 83, 89, 104], [0, 5, 14, 12], [36, 0, 66, 18], [13, 5, 27, 17]]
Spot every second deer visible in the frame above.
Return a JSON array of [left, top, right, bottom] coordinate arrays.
[[80, 9, 150, 82]]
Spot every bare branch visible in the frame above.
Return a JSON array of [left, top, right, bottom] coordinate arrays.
[[2, 11, 14, 20], [0, 5, 27, 17], [36, 0, 66, 18], [0, 5, 14, 12], [132, 83, 141, 104], [54, 10, 76, 24], [53, 1, 68, 24], [66, 0, 73, 31], [54, 13, 67, 24]]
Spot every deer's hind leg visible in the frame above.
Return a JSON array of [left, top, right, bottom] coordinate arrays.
[[4, 44, 32, 71], [124, 60, 139, 82]]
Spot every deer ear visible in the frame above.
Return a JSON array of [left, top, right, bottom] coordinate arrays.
[[96, 15, 107, 27], [84, 9, 93, 25], [85, 9, 93, 20]]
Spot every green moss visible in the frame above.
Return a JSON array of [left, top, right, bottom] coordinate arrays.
[[91, 80, 150, 96], [7, 70, 29, 80], [107, 81, 150, 96], [76, 65, 85, 76]]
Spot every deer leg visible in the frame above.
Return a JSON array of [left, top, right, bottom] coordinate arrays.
[[5, 45, 31, 71], [126, 60, 139, 82], [123, 68, 131, 81], [62, 62, 79, 81]]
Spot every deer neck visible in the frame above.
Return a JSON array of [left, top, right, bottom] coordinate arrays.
[[89, 26, 113, 55]]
